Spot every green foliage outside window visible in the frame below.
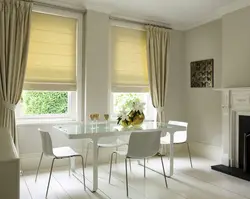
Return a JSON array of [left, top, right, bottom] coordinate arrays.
[[22, 91, 68, 115], [114, 93, 142, 113]]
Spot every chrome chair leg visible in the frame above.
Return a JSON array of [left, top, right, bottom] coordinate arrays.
[[109, 152, 117, 183], [125, 158, 129, 197], [97, 146, 100, 159], [45, 158, 55, 198], [85, 142, 91, 168], [129, 159, 132, 171], [160, 156, 168, 188], [35, 152, 43, 182], [79, 155, 86, 190], [115, 147, 118, 163], [144, 158, 146, 178], [187, 143, 193, 168], [68, 158, 71, 176]]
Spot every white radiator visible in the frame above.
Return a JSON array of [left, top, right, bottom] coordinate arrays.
[[0, 128, 20, 199]]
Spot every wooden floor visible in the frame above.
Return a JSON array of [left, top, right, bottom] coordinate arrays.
[[21, 156, 250, 199]]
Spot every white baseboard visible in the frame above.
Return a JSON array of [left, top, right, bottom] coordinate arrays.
[[189, 142, 222, 163]]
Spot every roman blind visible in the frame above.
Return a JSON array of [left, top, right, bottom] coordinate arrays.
[[111, 26, 148, 92], [24, 12, 77, 91]]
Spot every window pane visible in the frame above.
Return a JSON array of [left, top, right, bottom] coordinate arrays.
[[21, 91, 68, 115]]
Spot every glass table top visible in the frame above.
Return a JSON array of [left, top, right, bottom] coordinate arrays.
[[54, 121, 175, 138]]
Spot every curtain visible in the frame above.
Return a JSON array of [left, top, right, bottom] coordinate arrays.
[[0, 0, 32, 144], [145, 25, 170, 122]]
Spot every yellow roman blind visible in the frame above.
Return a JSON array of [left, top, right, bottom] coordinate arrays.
[[24, 12, 77, 91], [111, 26, 148, 92]]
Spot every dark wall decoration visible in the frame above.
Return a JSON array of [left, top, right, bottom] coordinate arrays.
[[190, 59, 214, 88]]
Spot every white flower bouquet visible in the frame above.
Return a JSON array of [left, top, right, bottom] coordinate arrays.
[[117, 101, 145, 127]]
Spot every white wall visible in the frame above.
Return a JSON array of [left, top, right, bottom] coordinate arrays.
[[184, 20, 222, 161], [84, 10, 110, 118], [222, 6, 250, 87], [165, 30, 186, 122]]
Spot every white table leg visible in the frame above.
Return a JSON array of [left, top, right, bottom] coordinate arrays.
[[92, 138, 98, 192], [169, 132, 174, 176]]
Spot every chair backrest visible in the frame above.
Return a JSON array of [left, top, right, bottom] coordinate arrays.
[[168, 120, 188, 143], [38, 129, 54, 157], [127, 130, 161, 159]]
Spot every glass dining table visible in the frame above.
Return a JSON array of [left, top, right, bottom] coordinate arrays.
[[54, 121, 185, 192]]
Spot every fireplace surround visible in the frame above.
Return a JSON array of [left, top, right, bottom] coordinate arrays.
[[212, 88, 250, 180]]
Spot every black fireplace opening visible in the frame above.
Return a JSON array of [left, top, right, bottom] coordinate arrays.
[[239, 115, 250, 172], [211, 115, 250, 181]]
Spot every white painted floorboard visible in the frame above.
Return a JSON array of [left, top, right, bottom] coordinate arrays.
[[21, 156, 250, 199]]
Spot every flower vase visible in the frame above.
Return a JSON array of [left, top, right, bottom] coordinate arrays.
[[120, 120, 131, 128], [130, 111, 145, 127]]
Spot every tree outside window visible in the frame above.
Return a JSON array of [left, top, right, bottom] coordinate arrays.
[[21, 91, 68, 115]]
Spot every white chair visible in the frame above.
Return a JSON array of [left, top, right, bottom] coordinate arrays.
[[161, 121, 193, 168], [35, 129, 86, 198], [85, 136, 128, 167], [109, 130, 168, 197]]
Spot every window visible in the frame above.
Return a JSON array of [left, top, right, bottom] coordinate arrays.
[[17, 91, 75, 119], [17, 8, 82, 121], [110, 25, 155, 120]]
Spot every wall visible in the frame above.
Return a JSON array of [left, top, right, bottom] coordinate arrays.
[[222, 6, 250, 87], [184, 20, 222, 161], [18, 10, 187, 171], [165, 30, 186, 122], [84, 10, 110, 118]]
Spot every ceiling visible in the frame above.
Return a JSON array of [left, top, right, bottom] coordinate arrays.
[[38, 0, 250, 30]]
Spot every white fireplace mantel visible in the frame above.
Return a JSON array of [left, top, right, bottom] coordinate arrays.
[[214, 87, 250, 167]]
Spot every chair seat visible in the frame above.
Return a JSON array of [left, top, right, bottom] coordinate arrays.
[[53, 147, 79, 158], [160, 135, 186, 144]]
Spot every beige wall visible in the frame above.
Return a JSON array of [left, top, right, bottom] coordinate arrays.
[[222, 6, 250, 87], [185, 20, 222, 147]]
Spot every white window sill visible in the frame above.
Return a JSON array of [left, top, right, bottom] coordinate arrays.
[[16, 118, 78, 126]]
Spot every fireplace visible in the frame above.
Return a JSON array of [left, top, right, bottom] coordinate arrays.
[[239, 116, 250, 172], [211, 88, 250, 180]]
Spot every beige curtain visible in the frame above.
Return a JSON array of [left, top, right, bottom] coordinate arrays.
[[0, 0, 32, 144], [145, 25, 170, 122]]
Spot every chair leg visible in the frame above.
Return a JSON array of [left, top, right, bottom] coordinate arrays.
[[187, 143, 193, 168], [79, 156, 86, 190], [144, 158, 146, 178], [129, 159, 132, 171], [68, 158, 71, 176], [160, 156, 168, 188], [109, 152, 116, 184], [35, 152, 43, 182], [115, 147, 118, 163], [85, 142, 91, 168], [125, 158, 129, 197], [45, 158, 55, 198]]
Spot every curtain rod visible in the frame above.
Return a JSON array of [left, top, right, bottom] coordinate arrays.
[[110, 16, 172, 30], [33, 1, 87, 14]]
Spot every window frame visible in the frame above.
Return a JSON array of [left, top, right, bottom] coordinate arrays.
[[16, 5, 83, 122]]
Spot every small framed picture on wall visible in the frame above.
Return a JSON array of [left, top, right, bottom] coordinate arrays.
[[190, 59, 214, 88]]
